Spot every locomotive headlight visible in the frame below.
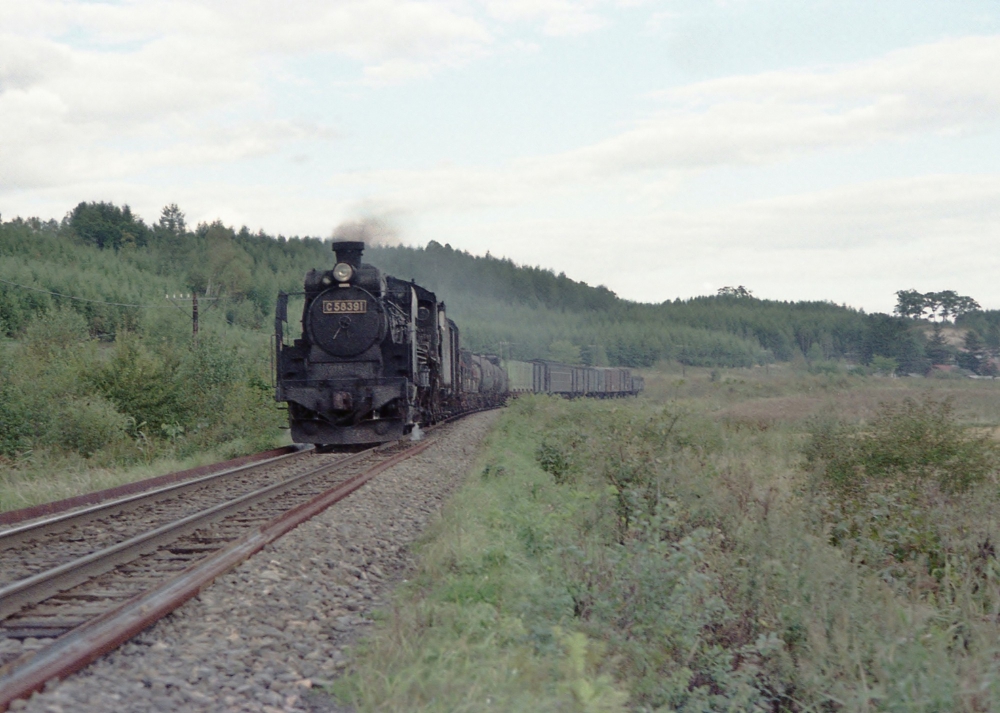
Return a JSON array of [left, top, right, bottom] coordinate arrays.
[[332, 263, 353, 283]]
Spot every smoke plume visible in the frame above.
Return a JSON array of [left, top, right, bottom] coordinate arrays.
[[331, 216, 402, 247]]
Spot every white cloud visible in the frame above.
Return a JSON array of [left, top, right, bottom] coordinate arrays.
[[325, 35, 1000, 217], [0, 0, 495, 190], [433, 174, 1000, 308], [3, 5, 999, 312], [479, 0, 607, 36], [630, 35, 1000, 166]]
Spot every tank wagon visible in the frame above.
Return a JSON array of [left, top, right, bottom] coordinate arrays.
[[274, 241, 641, 446]]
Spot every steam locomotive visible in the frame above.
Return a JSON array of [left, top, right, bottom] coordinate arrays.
[[274, 241, 642, 446]]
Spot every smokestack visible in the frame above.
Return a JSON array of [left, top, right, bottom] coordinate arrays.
[[332, 241, 364, 268]]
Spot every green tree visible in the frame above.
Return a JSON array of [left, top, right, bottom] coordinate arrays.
[[70, 201, 150, 250], [717, 285, 754, 298], [894, 289, 928, 319], [189, 221, 254, 296], [158, 204, 187, 235], [986, 323, 1000, 358], [861, 314, 926, 374], [957, 330, 988, 374], [547, 340, 581, 364], [925, 324, 952, 365], [894, 289, 981, 322]]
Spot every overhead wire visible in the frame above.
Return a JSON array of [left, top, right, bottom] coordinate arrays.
[[0, 277, 217, 310]]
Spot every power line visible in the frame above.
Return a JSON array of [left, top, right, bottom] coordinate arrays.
[[0, 277, 144, 308], [0, 278, 216, 310]]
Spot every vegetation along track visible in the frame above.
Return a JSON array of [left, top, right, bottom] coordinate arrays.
[[0, 436, 435, 710]]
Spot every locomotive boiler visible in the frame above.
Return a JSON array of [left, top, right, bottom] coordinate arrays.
[[274, 240, 506, 446]]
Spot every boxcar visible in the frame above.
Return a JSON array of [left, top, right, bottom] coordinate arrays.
[[501, 359, 643, 399], [505, 359, 535, 393]]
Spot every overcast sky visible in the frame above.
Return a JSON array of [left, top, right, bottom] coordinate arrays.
[[2, 1, 999, 311]]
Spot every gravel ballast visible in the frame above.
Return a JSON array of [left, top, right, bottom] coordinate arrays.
[[13, 411, 498, 713]]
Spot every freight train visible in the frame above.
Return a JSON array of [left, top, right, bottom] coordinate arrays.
[[274, 241, 643, 446]]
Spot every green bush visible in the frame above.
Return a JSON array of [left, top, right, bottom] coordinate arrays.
[[88, 336, 187, 432], [0, 371, 33, 456], [805, 397, 996, 494], [805, 398, 999, 588], [536, 440, 572, 484], [58, 396, 129, 456]]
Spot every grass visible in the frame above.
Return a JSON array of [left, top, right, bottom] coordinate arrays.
[[332, 365, 1000, 712], [0, 436, 291, 512]]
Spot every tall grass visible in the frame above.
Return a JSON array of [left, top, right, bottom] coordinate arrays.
[[334, 367, 1000, 711]]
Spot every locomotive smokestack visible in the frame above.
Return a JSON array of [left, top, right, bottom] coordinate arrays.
[[332, 241, 365, 268]]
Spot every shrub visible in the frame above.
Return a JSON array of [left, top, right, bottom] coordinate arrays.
[[536, 440, 572, 484], [805, 397, 996, 494], [22, 307, 89, 359], [58, 396, 129, 456], [805, 398, 999, 586], [0, 372, 32, 456], [88, 336, 187, 431]]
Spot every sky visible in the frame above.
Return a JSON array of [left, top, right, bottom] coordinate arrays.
[[2, 0, 999, 312]]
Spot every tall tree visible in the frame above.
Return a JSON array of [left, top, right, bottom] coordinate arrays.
[[894, 289, 928, 319], [188, 221, 254, 296], [957, 330, 989, 374], [862, 314, 927, 374], [158, 204, 187, 235], [895, 289, 981, 322], [717, 285, 754, 298], [70, 201, 150, 250], [925, 324, 952, 365]]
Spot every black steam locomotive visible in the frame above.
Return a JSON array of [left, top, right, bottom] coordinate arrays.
[[274, 241, 508, 445]]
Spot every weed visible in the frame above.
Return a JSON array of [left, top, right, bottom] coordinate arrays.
[[481, 461, 507, 479], [536, 440, 572, 484], [335, 372, 1000, 712]]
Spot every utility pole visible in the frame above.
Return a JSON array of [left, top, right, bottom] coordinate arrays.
[[192, 292, 199, 345], [166, 292, 214, 345], [497, 342, 518, 362]]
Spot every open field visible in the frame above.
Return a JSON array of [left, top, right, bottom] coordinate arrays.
[[333, 365, 1000, 711]]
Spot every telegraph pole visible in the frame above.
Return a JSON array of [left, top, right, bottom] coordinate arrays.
[[497, 341, 517, 362], [192, 292, 199, 345], [165, 292, 214, 345]]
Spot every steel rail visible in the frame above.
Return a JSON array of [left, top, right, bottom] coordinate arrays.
[[0, 448, 373, 621], [0, 445, 308, 529], [0, 446, 313, 549], [0, 438, 434, 711]]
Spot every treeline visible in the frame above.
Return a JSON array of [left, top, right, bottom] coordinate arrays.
[[2, 202, 989, 374]]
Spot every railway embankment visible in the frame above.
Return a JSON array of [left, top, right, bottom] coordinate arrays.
[[10, 412, 498, 712]]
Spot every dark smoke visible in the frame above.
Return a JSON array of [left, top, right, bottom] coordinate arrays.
[[331, 217, 402, 247]]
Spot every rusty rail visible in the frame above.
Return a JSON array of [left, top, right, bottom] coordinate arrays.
[[0, 438, 433, 711], [0, 448, 371, 620], [0, 446, 313, 549], [0, 445, 311, 528]]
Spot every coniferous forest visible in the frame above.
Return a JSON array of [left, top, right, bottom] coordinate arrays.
[[0, 201, 995, 471]]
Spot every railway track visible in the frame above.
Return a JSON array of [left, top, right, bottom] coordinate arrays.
[[0, 436, 435, 710]]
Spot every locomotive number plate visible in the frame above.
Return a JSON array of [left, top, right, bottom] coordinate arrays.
[[323, 299, 367, 314]]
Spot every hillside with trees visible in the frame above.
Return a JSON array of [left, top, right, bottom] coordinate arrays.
[[1, 201, 996, 476], [0, 204, 864, 362], [5, 203, 998, 374]]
